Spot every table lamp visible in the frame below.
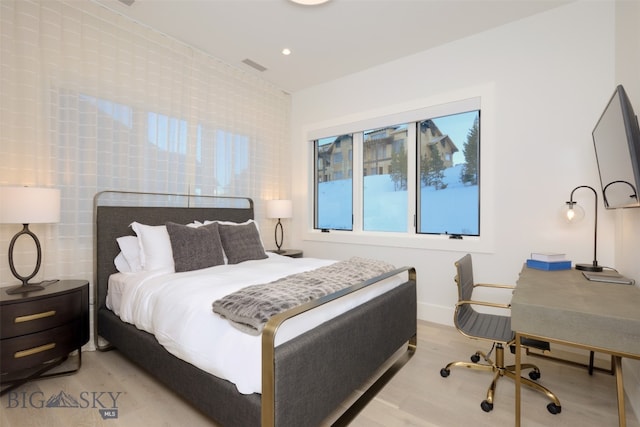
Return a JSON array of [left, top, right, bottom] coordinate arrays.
[[266, 199, 292, 253], [0, 186, 61, 294], [561, 185, 603, 272]]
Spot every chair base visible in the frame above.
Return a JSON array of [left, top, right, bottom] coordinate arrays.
[[440, 343, 561, 414]]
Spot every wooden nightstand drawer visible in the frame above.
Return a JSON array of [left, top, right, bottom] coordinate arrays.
[[0, 321, 83, 373], [1, 280, 89, 394], [1, 291, 83, 339]]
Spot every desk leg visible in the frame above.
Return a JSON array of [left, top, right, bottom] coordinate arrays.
[[515, 332, 522, 427], [614, 356, 626, 427]]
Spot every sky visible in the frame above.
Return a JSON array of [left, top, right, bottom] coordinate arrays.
[[431, 110, 478, 165]]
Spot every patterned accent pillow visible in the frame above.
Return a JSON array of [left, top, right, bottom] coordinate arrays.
[[166, 221, 225, 272], [218, 221, 268, 264]]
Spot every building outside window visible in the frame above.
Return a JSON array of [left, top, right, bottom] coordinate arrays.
[[315, 135, 353, 230]]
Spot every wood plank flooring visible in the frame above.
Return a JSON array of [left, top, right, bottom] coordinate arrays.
[[1, 321, 637, 427]]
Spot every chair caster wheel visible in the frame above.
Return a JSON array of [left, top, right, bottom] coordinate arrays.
[[481, 400, 493, 412], [547, 402, 561, 414], [471, 353, 481, 363], [529, 370, 541, 380], [440, 368, 450, 378]]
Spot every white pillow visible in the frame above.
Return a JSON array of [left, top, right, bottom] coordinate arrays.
[[114, 252, 132, 273], [116, 235, 142, 272], [130, 222, 175, 272]]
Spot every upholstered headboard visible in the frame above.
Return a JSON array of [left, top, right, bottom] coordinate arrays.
[[94, 191, 254, 312]]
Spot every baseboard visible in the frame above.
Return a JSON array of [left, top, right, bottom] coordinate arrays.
[[417, 302, 453, 326]]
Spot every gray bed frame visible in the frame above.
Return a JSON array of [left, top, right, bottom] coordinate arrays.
[[94, 191, 417, 427]]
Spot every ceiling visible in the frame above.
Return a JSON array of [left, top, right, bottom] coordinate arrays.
[[92, 0, 572, 93]]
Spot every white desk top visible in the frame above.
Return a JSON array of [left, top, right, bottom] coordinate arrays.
[[511, 266, 640, 357]]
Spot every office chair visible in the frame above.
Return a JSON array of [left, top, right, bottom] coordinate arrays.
[[440, 254, 562, 414]]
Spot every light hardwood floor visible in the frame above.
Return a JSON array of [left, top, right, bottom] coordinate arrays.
[[1, 321, 638, 427]]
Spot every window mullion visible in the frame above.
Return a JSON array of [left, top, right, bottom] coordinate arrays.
[[406, 124, 417, 234], [352, 132, 363, 232]]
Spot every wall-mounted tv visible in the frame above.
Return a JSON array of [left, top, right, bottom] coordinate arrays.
[[592, 84, 640, 209]]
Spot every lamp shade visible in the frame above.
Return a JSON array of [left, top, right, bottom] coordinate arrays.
[[561, 202, 585, 223], [0, 187, 61, 224], [266, 199, 292, 219]]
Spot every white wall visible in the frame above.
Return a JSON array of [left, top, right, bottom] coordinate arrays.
[[615, 0, 640, 420], [290, 0, 621, 323], [290, 0, 640, 417], [291, 1, 640, 418], [615, 0, 640, 282]]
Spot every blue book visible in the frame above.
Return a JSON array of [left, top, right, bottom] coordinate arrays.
[[526, 259, 572, 271]]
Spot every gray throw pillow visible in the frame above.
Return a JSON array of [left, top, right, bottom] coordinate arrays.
[[218, 221, 268, 264], [166, 222, 225, 272]]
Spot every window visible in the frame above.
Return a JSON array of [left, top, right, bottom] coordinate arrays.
[[315, 135, 353, 230], [363, 124, 408, 232], [312, 102, 480, 237], [417, 111, 480, 235]]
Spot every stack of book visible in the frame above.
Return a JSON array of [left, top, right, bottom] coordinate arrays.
[[526, 252, 572, 271]]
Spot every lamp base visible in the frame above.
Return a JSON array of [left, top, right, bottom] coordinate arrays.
[[575, 263, 604, 273], [6, 283, 45, 295]]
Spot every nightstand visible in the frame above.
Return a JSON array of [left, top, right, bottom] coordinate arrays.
[[0, 280, 89, 395], [268, 249, 303, 258]]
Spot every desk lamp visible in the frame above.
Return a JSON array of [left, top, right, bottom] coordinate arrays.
[[0, 186, 61, 294], [562, 185, 603, 272], [266, 199, 292, 254]]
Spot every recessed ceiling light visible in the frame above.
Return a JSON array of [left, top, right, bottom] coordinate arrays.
[[289, 0, 331, 5], [282, 48, 292, 56]]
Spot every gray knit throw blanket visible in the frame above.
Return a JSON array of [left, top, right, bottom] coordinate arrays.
[[212, 257, 395, 335]]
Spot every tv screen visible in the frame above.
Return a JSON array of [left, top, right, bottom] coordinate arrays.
[[592, 84, 640, 209]]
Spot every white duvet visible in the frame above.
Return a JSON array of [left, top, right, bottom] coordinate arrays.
[[107, 253, 404, 394]]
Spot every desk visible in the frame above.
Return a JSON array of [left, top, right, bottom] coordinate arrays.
[[511, 266, 640, 427]]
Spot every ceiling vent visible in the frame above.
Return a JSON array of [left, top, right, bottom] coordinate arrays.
[[242, 59, 267, 72], [118, 0, 135, 6]]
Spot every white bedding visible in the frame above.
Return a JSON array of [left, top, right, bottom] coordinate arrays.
[[107, 253, 404, 394]]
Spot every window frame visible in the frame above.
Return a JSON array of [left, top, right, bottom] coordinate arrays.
[[361, 123, 411, 233], [314, 134, 355, 231], [304, 85, 496, 254], [415, 110, 481, 237]]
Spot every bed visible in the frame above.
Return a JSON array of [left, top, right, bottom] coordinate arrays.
[[94, 191, 417, 427]]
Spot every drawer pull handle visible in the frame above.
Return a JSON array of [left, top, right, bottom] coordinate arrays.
[[14, 310, 56, 323], [14, 343, 56, 359]]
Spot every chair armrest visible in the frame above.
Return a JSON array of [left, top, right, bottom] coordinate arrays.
[[457, 300, 511, 310], [474, 283, 515, 290]]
